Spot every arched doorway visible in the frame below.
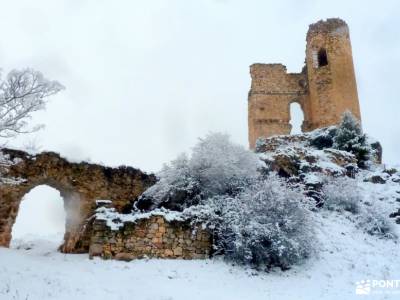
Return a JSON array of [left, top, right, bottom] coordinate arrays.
[[2, 180, 86, 253], [0, 147, 156, 252], [289, 102, 304, 134], [11, 185, 66, 250]]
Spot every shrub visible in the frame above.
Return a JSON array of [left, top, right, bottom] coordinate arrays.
[[322, 176, 361, 213], [136, 132, 261, 211], [357, 206, 397, 239], [309, 127, 337, 149], [135, 153, 201, 211], [333, 111, 371, 168], [203, 176, 314, 270], [322, 175, 397, 239]]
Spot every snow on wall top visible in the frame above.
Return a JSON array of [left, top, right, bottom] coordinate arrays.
[[95, 204, 213, 231], [0, 148, 26, 185]]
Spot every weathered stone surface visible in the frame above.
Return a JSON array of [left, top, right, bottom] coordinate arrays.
[[114, 252, 136, 262], [367, 175, 387, 184], [370, 141, 383, 164], [258, 133, 358, 178], [248, 18, 361, 148], [89, 216, 212, 260], [88, 243, 103, 258], [269, 153, 301, 177], [0, 148, 156, 253]]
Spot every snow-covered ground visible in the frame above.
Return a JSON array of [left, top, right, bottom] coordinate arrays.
[[1, 210, 399, 300], [2, 132, 400, 299]]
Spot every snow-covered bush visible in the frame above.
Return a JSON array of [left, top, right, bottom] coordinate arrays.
[[357, 206, 397, 239], [135, 133, 315, 269], [322, 175, 397, 239], [309, 126, 337, 149], [333, 111, 370, 168], [200, 176, 314, 270], [136, 133, 261, 211], [322, 176, 361, 213], [189, 133, 261, 195], [135, 153, 201, 211]]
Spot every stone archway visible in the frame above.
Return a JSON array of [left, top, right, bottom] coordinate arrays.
[[0, 148, 156, 253], [11, 185, 66, 245], [288, 99, 307, 134]]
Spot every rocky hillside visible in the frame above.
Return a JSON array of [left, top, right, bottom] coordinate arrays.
[[256, 126, 400, 225]]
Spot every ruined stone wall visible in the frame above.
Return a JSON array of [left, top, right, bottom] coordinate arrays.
[[89, 216, 212, 260], [248, 18, 361, 149], [0, 148, 212, 261], [248, 64, 308, 148], [0, 148, 156, 253], [305, 19, 361, 130]]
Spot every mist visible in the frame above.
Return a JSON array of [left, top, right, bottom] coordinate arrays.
[[2, 0, 399, 238]]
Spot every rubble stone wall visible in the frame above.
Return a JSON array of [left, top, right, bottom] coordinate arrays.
[[0, 148, 212, 260], [0, 148, 156, 253], [89, 216, 212, 260]]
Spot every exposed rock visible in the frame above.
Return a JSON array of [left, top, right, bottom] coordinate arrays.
[[88, 243, 103, 258], [389, 209, 400, 225], [269, 153, 300, 177], [257, 131, 358, 180], [114, 252, 136, 262], [362, 169, 400, 185], [255, 129, 378, 205], [370, 141, 383, 164], [365, 175, 387, 184]]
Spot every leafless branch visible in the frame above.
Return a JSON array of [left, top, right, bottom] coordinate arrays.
[[0, 68, 64, 138]]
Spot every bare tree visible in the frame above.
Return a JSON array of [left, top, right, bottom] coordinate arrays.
[[0, 68, 64, 138]]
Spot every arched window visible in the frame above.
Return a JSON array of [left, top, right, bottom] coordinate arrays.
[[318, 48, 328, 67], [290, 102, 304, 134]]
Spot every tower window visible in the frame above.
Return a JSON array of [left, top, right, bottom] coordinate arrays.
[[317, 48, 328, 67]]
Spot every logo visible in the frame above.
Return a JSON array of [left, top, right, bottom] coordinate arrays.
[[356, 279, 400, 296], [356, 280, 371, 295]]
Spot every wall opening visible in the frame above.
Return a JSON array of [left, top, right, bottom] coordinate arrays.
[[318, 48, 328, 67], [11, 185, 66, 249], [290, 102, 304, 134]]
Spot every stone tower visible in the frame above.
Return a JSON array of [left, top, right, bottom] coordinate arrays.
[[248, 18, 361, 149]]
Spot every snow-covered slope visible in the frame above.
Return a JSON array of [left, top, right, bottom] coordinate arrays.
[[1, 208, 399, 300], [1, 128, 399, 299]]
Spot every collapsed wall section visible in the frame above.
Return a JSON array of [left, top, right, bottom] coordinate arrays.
[[0, 147, 156, 253], [248, 63, 308, 148], [89, 207, 212, 260], [248, 18, 362, 148]]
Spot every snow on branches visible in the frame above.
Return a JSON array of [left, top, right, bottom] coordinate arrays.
[[0, 68, 64, 138], [333, 111, 371, 167], [205, 176, 314, 270], [135, 132, 314, 269], [136, 133, 262, 211]]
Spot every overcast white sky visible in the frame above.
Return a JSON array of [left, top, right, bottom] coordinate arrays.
[[2, 0, 400, 237]]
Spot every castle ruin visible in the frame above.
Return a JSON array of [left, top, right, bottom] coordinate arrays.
[[0, 148, 211, 259], [248, 18, 361, 149], [0, 18, 363, 261]]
